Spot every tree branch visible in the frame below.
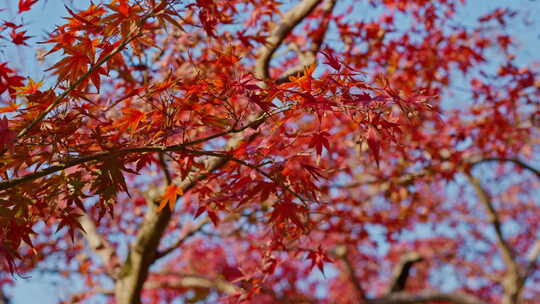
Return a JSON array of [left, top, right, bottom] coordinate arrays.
[[466, 173, 518, 273], [517, 239, 540, 298], [526, 240, 540, 271], [276, 0, 336, 84], [471, 158, 540, 179], [14, 5, 159, 141], [146, 273, 242, 295], [113, 1, 334, 302], [114, 151, 232, 304], [336, 250, 487, 304], [367, 291, 488, 304], [158, 153, 173, 185], [466, 172, 523, 304], [0, 288, 8, 304], [255, 0, 324, 80], [386, 252, 423, 294], [94, 272, 242, 296], [333, 245, 367, 302], [79, 214, 119, 276], [0, 112, 271, 192], [155, 217, 210, 259]]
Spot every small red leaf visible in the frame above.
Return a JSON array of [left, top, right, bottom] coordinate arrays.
[[309, 131, 331, 157], [207, 210, 219, 226], [307, 246, 333, 276], [0, 117, 16, 152], [366, 127, 381, 167], [18, 0, 38, 13], [10, 30, 31, 46], [320, 48, 341, 70]]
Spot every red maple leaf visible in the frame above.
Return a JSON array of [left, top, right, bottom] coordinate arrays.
[[366, 126, 381, 167], [309, 131, 331, 157], [18, 0, 39, 13], [306, 246, 333, 276], [10, 29, 31, 46], [158, 184, 184, 211], [320, 48, 341, 70], [0, 116, 16, 151]]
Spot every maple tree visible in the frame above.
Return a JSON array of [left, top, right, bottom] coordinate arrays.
[[0, 0, 539, 303]]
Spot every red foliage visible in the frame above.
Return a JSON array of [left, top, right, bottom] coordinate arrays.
[[17, 0, 38, 14], [0, 0, 539, 303]]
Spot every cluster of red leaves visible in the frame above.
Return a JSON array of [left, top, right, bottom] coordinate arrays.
[[0, 0, 539, 303]]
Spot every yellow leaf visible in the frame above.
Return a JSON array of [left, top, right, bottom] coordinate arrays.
[[14, 78, 42, 95]]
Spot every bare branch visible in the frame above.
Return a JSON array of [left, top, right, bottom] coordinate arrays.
[[276, 0, 336, 84], [367, 290, 487, 304], [158, 153, 173, 185], [96, 271, 242, 296], [255, 0, 324, 80], [146, 273, 242, 295], [466, 173, 518, 274], [114, 154, 231, 304], [527, 240, 540, 268], [466, 173, 523, 304], [336, 248, 486, 304], [386, 252, 423, 294], [333, 245, 367, 302], [472, 158, 540, 179], [0, 288, 8, 304], [519, 239, 540, 295], [79, 214, 119, 276], [155, 217, 210, 259]]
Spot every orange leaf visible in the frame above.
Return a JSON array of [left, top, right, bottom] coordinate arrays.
[[14, 78, 42, 95], [121, 108, 145, 134], [158, 184, 183, 211], [0, 103, 19, 113]]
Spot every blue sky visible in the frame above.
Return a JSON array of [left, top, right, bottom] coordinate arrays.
[[1, 0, 539, 303]]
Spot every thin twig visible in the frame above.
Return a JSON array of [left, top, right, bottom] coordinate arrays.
[[367, 290, 488, 304], [333, 245, 367, 302], [466, 172, 523, 304], [155, 218, 210, 259], [471, 157, 540, 179]]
